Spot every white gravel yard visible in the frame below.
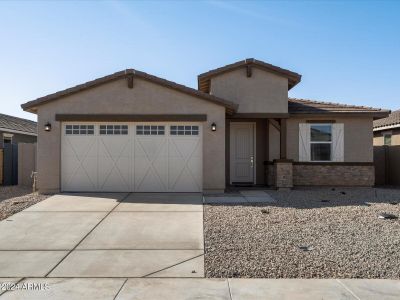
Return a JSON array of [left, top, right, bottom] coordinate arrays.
[[0, 186, 50, 221], [204, 188, 400, 279]]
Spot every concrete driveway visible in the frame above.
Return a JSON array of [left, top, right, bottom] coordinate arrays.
[[0, 193, 204, 278]]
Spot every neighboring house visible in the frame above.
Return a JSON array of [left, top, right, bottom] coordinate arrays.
[[0, 114, 37, 185], [0, 113, 37, 147], [21, 58, 389, 194], [373, 109, 400, 146], [373, 109, 400, 186]]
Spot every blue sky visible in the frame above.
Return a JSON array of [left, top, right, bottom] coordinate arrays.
[[1, 0, 399, 121]]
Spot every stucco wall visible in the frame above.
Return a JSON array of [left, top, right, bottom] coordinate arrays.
[[285, 116, 374, 162], [209, 68, 288, 113], [268, 124, 280, 161], [18, 143, 37, 187], [35, 77, 226, 193]]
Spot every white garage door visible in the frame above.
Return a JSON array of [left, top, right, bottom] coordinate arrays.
[[61, 123, 202, 192]]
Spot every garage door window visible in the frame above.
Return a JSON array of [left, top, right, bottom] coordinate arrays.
[[136, 125, 165, 135], [99, 125, 128, 135], [65, 125, 94, 135], [170, 125, 199, 136]]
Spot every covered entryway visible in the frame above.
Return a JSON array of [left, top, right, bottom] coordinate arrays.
[[61, 123, 202, 192]]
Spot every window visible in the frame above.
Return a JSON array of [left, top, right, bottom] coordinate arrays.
[[136, 125, 165, 135], [65, 125, 94, 135], [384, 133, 392, 146], [3, 134, 12, 144], [99, 125, 128, 135], [310, 124, 332, 161], [170, 125, 199, 136]]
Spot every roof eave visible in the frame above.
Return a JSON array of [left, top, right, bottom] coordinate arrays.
[[373, 123, 400, 131], [290, 111, 390, 119], [21, 69, 237, 113]]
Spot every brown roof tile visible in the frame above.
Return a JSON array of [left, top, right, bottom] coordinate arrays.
[[0, 113, 37, 134], [373, 109, 400, 129], [289, 98, 389, 118], [21, 69, 238, 113], [198, 58, 302, 93]]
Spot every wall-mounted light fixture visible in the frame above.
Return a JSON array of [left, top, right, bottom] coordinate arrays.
[[211, 122, 217, 132], [44, 122, 52, 132]]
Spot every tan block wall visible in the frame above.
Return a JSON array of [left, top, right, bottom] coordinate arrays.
[[286, 116, 374, 162], [36, 77, 226, 193], [293, 165, 375, 186], [210, 67, 288, 113]]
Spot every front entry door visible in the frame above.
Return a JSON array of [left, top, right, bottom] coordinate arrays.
[[230, 123, 255, 183]]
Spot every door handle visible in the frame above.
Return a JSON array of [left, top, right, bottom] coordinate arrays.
[[250, 156, 254, 168]]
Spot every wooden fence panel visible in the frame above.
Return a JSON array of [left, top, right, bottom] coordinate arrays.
[[374, 145, 400, 186]]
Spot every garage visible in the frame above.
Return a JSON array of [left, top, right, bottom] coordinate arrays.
[[61, 122, 202, 192]]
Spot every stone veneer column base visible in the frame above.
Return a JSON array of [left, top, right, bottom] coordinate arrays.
[[274, 159, 293, 190]]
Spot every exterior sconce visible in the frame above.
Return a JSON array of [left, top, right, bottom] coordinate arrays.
[[44, 122, 52, 132], [211, 122, 217, 132]]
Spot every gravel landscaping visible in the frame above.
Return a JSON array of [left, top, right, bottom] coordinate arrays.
[[204, 188, 400, 278], [0, 186, 50, 221]]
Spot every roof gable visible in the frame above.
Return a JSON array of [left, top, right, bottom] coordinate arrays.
[[21, 69, 238, 114], [198, 58, 302, 93]]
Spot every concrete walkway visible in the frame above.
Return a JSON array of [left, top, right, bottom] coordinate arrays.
[[0, 193, 204, 278], [1, 278, 399, 299]]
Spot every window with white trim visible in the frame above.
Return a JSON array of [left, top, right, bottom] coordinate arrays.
[[99, 125, 128, 135], [65, 125, 95, 135], [170, 125, 199, 136], [383, 133, 392, 146], [310, 124, 332, 161], [136, 125, 165, 135]]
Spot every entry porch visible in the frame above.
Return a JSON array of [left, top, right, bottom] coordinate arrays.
[[226, 114, 291, 190]]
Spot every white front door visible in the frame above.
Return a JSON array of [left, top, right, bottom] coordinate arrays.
[[61, 123, 202, 192], [230, 123, 255, 183]]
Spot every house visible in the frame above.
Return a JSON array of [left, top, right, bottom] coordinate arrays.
[[0, 113, 37, 147], [21, 59, 389, 194], [373, 109, 400, 146], [373, 109, 400, 186], [0, 113, 37, 185]]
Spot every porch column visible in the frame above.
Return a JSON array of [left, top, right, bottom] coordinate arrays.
[[280, 118, 287, 159], [274, 118, 293, 190]]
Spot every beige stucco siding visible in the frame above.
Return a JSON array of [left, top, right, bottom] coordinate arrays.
[[285, 117, 374, 162], [36, 78, 226, 193], [210, 68, 288, 113], [268, 124, 280, 161]]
